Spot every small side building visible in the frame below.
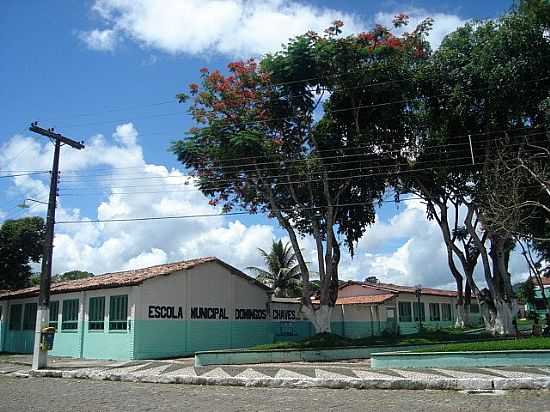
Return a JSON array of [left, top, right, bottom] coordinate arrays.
[[527, 276, 550, 316]]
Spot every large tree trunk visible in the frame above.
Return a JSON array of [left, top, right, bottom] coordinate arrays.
[[465, 205, 517, 335], [463, 280, 472, 327], [301, 305, 333, 333]]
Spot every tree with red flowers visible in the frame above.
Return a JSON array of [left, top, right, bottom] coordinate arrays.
[[172, 17, 432, 333]]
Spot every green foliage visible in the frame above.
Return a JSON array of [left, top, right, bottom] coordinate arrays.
[[518, 278, 537, 305], [54, 270, 94, 282], [0, 217, 45, 290], [416, 336, 550, 352], [246, 240, 303, 297], [252, 328, 495, 350]]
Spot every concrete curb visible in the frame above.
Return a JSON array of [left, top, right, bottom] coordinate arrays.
[[29, 369, 550, 391]]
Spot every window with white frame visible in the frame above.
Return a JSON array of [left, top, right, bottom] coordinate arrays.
[[109, 295, 128, 331], [88, 297, 105, 330], [62, 299, 79, 331]]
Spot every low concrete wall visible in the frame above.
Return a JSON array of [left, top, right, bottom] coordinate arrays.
[[371, 350, 550, 369], [194, 344, 441, 367]]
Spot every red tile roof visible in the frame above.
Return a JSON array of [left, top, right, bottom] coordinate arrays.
[[337, 294, 396, 305], [0, 257, 270, 300], [312, 293, 396, 305], [363, 282, 458, 297], [339, 280, 457, 297]]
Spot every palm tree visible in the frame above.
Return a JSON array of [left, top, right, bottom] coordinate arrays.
[[247, 240, 303, 297]]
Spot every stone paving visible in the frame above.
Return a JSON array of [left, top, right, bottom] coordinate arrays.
[[2, 354, 550, 390], [3, 375, 550, 412]]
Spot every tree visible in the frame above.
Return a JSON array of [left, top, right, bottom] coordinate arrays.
[[414, 0, 550, 334], [246, 240, 302, 297], [517, 277, 536, 308], [173, 17, 431, 333], [0, 217, 45, 290], [54, 270, 94, 282]]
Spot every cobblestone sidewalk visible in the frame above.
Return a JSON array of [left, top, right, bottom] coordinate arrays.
[[2, 357, 550, 391]]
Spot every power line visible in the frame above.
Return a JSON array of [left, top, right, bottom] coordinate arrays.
[[57, 135, 547, 191], [56, 197, 425, 224], [57, 130, 548, 182], [0, 171, 51, 179], [56, 158, 520, 199], [58, 154, 479, 193]]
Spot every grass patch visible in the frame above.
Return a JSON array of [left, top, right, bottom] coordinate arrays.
[[415, 336, 550, 352], [252, 328, 490, 351]]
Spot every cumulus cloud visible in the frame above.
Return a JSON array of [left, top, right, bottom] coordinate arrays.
[[81, 0, 363, 57], [0, 124, 277, 276], [337, 199, 530, 290], [79, 29, 118, 51], [375, 8, 468, 49], [80, 1, 467, 56]]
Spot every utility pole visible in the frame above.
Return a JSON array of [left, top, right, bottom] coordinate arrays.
[[29, 122, 84, 370]]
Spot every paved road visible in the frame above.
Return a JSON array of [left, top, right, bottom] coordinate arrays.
[[1, 376, 550, 412]]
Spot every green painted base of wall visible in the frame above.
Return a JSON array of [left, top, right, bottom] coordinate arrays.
[[133, 320, 273, 360], [2, 330, 34, 353], [371, 349, 550, 369]]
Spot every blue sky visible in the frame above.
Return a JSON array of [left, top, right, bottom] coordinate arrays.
[[0, 0, 529, 287]]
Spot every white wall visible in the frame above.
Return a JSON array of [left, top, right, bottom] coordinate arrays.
[[137, 261, 270, 321]]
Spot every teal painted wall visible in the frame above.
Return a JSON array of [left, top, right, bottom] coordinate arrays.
[[399, 321, 454, 335], [133, 320, 274, 360], [2, 330, 34, 353], [231, 321, 272, 349], [332, 321, 386, 338], [134, 320, 187, 359], [272, 320, 313, 342], [49, 321, 82, 358], [82, 320, 134, 360]]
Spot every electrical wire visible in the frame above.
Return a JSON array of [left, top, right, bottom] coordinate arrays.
[[56, 197, 426, 224], [57, 130, 548, 182]]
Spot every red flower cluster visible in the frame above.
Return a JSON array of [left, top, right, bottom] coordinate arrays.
[[358, 32, 376, 42], [189, 83, 199, 94]]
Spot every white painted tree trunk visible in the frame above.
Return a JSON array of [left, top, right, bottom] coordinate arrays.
[[493, 299, 517, 336], [301, 305, 333, 334], [480, 303, 496, 334], [455, 304, 465, 329]]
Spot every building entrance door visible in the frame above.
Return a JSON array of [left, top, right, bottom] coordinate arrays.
[[385, 307, 398, 335]]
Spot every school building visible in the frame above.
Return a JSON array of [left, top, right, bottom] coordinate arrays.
[[0, 257, 476, 360]]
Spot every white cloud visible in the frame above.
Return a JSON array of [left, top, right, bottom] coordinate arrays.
[[0, 124, 278, 276], [81, 1, 467, 56], [82, 0, 363, 57], [338, 199, 531, 290], [123, 248, 168, 270], [375, 8, 467, 49], [79, 29, 118, 51]]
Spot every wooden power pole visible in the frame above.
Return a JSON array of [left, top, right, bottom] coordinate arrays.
[[29, 122, 84, 370]]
